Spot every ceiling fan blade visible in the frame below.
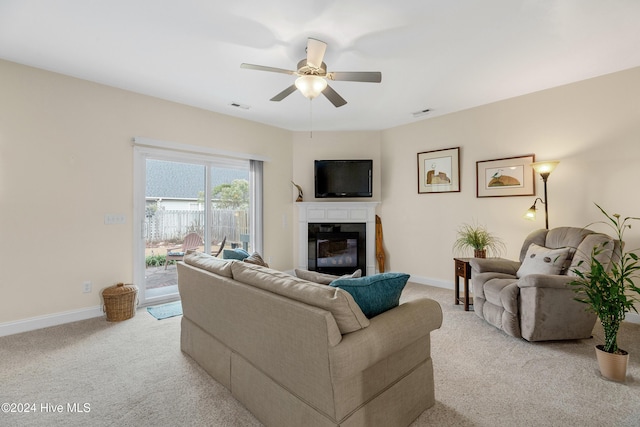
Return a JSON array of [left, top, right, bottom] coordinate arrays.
[[322, 84, 347, 108], [240, 63, 296, 75], [306, 38, 327, 69], [270, 85, 297, 102], [327, 71, 382, 83]]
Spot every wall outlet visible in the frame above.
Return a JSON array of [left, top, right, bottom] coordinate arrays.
[[82, 281, 92, 293], [104, 214, 126, 225]]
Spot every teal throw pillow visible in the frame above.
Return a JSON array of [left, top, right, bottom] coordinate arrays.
[[222, 248, 250, 260], [329, 272, 410, 318]]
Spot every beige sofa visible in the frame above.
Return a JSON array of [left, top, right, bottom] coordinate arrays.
[[177, 251, 442, 427]]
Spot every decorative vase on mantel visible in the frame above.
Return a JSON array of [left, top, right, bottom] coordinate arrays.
[[291, 181, 303, 202], [595, 345, 629, 382], [474, 249, 487, 258]]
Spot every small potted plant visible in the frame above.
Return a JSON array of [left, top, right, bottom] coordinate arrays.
[[453, 222, 505, 258], [570, 203, 640, 382]]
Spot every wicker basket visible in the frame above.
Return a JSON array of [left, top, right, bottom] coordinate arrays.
[[102, 283, 138, 322]]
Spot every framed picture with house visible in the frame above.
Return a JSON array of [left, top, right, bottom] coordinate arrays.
[[417, 147, 460, 194]]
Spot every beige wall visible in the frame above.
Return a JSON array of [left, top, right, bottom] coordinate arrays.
[[0, 60, 292, 324], [2, 57, 638, 327], [291, 131, 382, 202], [290, 131, 382, 265], [380, 67, 640, 289]]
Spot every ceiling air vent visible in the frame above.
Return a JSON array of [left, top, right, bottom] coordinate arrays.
[[412, 109, 431, 118], [230, 102, 251, 110]]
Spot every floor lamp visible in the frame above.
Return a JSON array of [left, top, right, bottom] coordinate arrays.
[[524, 161, 559, 229]]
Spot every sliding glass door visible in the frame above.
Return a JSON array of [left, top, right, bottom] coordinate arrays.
[[134, 147, 254, 305]]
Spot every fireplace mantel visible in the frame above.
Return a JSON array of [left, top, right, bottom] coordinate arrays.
[[297, 202, 380, 276]]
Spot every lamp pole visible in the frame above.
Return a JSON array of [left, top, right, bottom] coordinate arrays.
[[529, 160, 559, 230], [540, 172, 550, 229]]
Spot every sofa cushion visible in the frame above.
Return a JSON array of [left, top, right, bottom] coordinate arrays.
[[516, 243, 571, 278], [183, 250, 234, 278], [230, 262, 370, 334], [243, 252, 269, 267], [294, 268, 362, 285], [329, 273, 410, 318], [222, 248, 251, 260]]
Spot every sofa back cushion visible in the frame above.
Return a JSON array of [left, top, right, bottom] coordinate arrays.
[[543, 227, 593, 248], [519, 229, 548, 262], [520, 227, 593, 261], [183, 250, 234, 277], [519, 227, 617, 276], [568, 233, 617, 276], [230, 262, 370, 334], [294, 268, 362, 285]]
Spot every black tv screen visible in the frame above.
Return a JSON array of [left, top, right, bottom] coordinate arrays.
[[314, 160, 373, 198]]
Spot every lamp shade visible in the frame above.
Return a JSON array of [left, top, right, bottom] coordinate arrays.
[[524, 206, 537, 220], [295, 75, 327, 99], [532, 161, 559, 176]]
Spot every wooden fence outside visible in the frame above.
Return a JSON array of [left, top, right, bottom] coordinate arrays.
[[145, 209, 249, 245]]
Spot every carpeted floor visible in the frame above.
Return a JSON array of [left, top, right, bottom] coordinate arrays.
[[1, 283, 639, 427]]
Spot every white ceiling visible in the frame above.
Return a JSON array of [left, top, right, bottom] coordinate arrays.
[[1, 0, 640, 132]]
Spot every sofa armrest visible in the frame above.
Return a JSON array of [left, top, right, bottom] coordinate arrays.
[[518, 274, 572, 289], [328, 298, 442, 379], [469, 258, 520, 275]]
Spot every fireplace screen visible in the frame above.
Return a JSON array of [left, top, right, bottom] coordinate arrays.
[[316, 232, 358, 269]]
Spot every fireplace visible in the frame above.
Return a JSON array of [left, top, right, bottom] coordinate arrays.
[[308, 224, 365, 275], [297, 202, 379, 276]]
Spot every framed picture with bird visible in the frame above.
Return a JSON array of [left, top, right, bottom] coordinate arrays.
[[476, 154, 536, 197]]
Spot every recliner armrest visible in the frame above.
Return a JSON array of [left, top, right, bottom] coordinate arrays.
[[518, 274, 571, 289], [469, 258, 520, 275]]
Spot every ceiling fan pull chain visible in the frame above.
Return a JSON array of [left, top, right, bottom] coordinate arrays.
[[309, 98, 313, 139]]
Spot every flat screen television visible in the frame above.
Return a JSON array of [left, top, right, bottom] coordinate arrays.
[[314, 159, 373, 198]]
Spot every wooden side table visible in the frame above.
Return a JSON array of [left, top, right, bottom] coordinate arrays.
[[454, 257, 473, 311]]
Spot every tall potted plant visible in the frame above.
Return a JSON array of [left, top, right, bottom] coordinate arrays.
[[453, 222, 505, 258], [570, 203, 640, 382]]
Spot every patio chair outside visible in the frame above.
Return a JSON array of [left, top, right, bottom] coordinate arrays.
[[165, 232, 202, 269], [212, 236, 226, 257]]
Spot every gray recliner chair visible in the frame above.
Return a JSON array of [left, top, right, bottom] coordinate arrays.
[[469, 227, 617, 341]]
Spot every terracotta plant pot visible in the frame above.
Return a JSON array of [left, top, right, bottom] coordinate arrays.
[[474, 249, 487, 258], [595, 345, 629, 382]]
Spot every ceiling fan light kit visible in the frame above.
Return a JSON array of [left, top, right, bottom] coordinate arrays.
[[240, 37, 381, 107], [295, 75, 327, 99]]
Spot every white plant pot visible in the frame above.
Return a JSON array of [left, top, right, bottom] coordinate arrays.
[[595, 345, 629, 382]]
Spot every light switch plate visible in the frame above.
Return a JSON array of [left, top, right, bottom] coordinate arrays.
[[104, 214, 126, 225]]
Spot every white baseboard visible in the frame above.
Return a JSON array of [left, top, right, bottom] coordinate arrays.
[[626, 312, 640, 324], [0, 306, 104, 337], [407, 274, 640, 325], [408, 274, 453, 290]]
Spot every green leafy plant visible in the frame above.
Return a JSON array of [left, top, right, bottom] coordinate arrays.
[[146, 254, 168, 267], [452, 222, 505, 257], [570, 203, 640, 354], [199, 179, 249, 209]]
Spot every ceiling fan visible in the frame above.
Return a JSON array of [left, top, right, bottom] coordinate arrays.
[[240, 37, 382, 107]]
